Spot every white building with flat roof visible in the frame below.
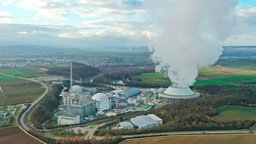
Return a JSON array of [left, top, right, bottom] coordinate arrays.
[[130, 114, 162, 129], [147, 114, 163, 125], [118, 121, 133, 130], [128, 98, 139, 106]]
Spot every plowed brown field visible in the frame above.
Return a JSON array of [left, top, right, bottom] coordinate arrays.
[[121, 135, 256, 144], [0, 127, 42, 144]]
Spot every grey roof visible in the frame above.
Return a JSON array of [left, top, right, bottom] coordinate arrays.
[[70, 104, 84, 108], [130, 115, 157, 127], [147, 114, 163, 122], [119, 121, 133, 127]]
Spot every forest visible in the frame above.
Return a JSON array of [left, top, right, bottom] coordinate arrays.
[[30, 85, 62, 128], [46, 62, 100, 79]]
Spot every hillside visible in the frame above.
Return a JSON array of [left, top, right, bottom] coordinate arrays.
[[46, 62, 99, 79]]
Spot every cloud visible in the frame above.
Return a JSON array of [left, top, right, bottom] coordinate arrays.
[[58, 31, 93, 39], [0, 0, 16, 6], [0, 11, 14, 23], [0, 0, 255, 47], [237, 7, 256, 24], [17, 31, 28, 35], [225, 6, 256, 45], [17, 0, 68, 20]]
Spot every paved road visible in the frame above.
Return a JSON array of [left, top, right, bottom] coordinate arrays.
[[18, 81, 49, 131], [0, 72, 49, 143]]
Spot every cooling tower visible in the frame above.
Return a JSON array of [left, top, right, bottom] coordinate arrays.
[[159, 86, 200, 101]]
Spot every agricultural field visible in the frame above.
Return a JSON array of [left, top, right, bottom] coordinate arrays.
[[0, 127, 42, 144], [195, 66, 256, 86], [137, 73, 171, 87], [136, 65, 256, 87], [121, 135, 256, 144], [0, 74, 45, 106], [0, 67, 48, 78], [213, 105, 256, 121]]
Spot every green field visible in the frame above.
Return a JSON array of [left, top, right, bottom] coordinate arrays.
[[196, 66, 256, 86], [137, 65, 256, 87], [213, 105, 256, 121], [195, 75, 256, 86], [0, 67, 48, 78], [138, 73, 171, 86]]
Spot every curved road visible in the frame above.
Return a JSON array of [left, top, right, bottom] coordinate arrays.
[[0, 72, 49, 143], [18, 81, 49, 131]]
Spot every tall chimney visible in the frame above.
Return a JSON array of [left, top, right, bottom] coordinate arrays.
[[70, 61, 73, 92]]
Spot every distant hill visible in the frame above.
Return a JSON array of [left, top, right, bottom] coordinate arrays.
[[222, 46, 256, 59], [0, 45, 59, 55], [0, 45, 149, 56], [1, 45, 256, 58]]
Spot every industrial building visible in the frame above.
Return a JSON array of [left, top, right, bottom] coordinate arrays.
[[109, 97, 118, 109], [127, 98, 139, 106], [60, 92, 75, 105], [118, 121, 134, 130], [84, 101, 97, 116], [130, 114, 162, 129], [147, 114, 163, 125], [69, 101, 96, 117], [124, 88, 141, 98], [58, 113, 80, 125]]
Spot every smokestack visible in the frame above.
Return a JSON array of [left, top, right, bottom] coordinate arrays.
[[70, 61, 73, 92]]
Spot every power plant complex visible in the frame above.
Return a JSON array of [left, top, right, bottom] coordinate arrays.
[[56, 62, 199, 126]]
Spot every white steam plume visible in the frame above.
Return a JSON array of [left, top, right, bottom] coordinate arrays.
[[146, 0, 238, 88]]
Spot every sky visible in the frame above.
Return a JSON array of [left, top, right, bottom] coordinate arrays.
[[0, 0, 255, 49]]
